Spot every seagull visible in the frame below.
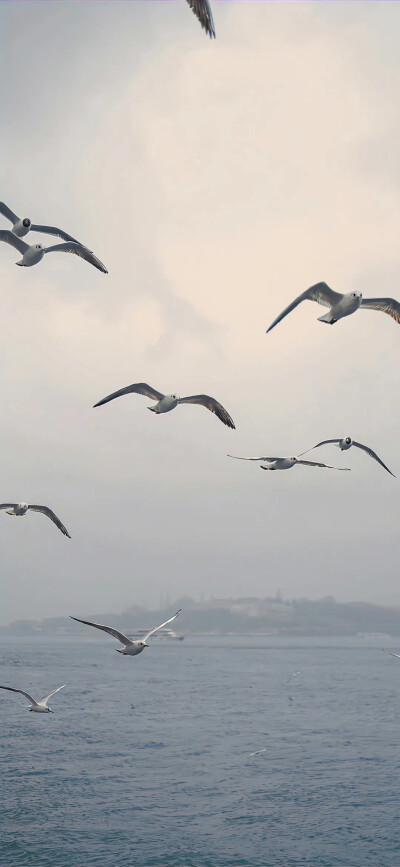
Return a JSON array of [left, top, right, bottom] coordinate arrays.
[[0, 229, 107, 273], [381, 648, 400, 659], [299, 437, 395, 477], [93, 382, 235, 429], [0, 503, 71, 538], [0, 199, 105, 258], [185, 0, 215, 38], [266, 281, 400, 333], [70, 610, 182, 656], [249, 748, 267, 757], [227, 455, 350, 471], [0, 683, 66, 713]]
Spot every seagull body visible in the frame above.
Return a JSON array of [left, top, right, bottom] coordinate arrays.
[[266, 282, 400, 333], [0, 229, 107, 273], [70, 610, 182, 655], [0, 683, 66, 713], [93, 382, 235, 429], [299, 437, 395, 477], [228, 454, 350, 471], [185, 0, 215, 38], [0, 502, 71, 537]]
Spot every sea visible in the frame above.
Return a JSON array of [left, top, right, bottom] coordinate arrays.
[[1, 633, 400, 867]]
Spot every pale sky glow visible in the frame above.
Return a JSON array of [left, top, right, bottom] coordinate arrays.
[[1, 1, 399, 624]]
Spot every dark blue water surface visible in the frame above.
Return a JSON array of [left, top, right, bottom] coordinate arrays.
[[1, 634, 400, 867]]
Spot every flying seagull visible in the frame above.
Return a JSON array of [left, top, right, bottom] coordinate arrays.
[[266, 282, 400, 333], [382, 649, 400, 659], [0, 201, 82, 242], [0, 502, 71, 538], [228, 455, 350, 471], [0, 683, 66, 713], [70, 610, 182, 656], [0, 229, 107, 273], [93, 382, 235, 429], [185, 0, 215, 38], [299, 437, 395, 477]]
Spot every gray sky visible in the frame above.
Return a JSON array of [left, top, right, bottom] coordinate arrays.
[[1, 0, 400, 624]]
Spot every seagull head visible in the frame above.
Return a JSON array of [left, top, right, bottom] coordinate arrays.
[[138, 641, 149, 648], [34, 244, 43, 251], [351, 291, 362, 300], [345, 437, 352, 445], [22, 218, 31, 228]]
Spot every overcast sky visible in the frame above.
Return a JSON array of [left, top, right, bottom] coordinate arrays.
[[0, 0, 399, 624]]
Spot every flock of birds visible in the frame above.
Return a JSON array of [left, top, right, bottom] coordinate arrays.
[[2, 0, 400, 714]]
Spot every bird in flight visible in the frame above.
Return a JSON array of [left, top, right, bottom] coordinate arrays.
[[228, 455, 350, 472], [266, 282, 400, 333], [70, 610, 182, 656], [1, 201, 84, 243], [0, 502, 71, 538], [93, 382, 235, 429], [0, 684, 66, 713], [0, 229, 107, 273], [185, 0, 215, 38], [299, 437, 395, 477]]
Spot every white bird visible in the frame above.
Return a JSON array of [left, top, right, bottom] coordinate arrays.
[[185, 0, 215, 38], [0, 502, 71, 538], [299, 437, 395, 477], [0, 201, 82, 242], [0, 229, 107, 273], [70, 610, 182, 656], [382, 648, 400, 659], [0, 683, 66, 713], [228, 455, 350, 472], [94, 382, 235, 429], [249, 748, 267, 757], [266, 281, 400, 333]]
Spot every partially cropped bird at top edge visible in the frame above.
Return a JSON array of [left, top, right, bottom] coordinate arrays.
[[298, 437, 395, 477], [93, 382, 235, 429], [0, 683, 66, 713], [0, 503, 71, 538], [381, 648, 400, 659], [185, 0, 215, 38], [70, 610, 182, 656], [227, 455, 350, 472], [266, 282, 400, 333]]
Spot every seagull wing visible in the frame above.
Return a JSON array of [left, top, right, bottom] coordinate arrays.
[[44, 242, 107, 273], [27, 505, 71, 538], [0, 202, 19, 224], [298, 439, 341, 456], [0, 229, 29, 255], [93, 382, 165, 408], [227, 454, 280, 461], [382, 648, 400, 659], [0, 685, 38, 705], [178, 395, 235, 428], [296, 459, 350, 470], [266, 282, 343, 333], [143, 609, 182, 642], [360, 297, 400, 325], [69, 616, 133, 646], [185, 0, 215, 38], [352, 441, 395, 477], [0, 503, 18, 510], [40, 684, 66, 704], [30, 224, 79, 243]]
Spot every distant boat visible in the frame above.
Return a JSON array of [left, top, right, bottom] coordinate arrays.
[[128, 627, 184, 642]]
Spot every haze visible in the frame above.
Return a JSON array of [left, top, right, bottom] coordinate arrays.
[[1, 0, 399, 625]]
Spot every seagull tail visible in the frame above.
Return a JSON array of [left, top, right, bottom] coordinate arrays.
[[317, 312, 336, 324]]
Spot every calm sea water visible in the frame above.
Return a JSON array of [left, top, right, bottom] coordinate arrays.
[[1, 634, 400, 867]]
